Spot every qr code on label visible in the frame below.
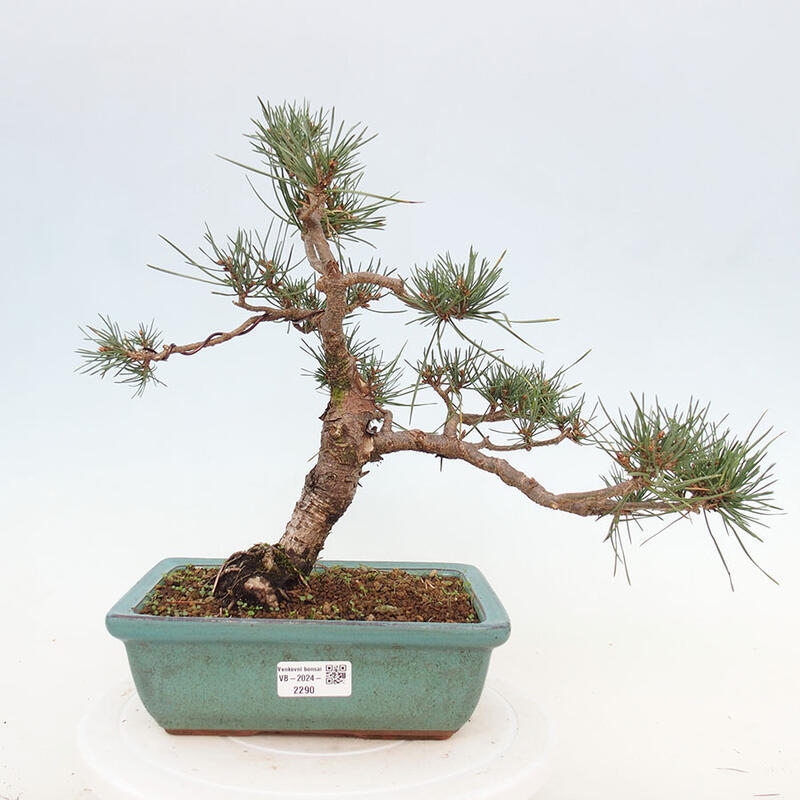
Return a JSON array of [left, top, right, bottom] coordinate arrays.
[[325, 663, 348, 685]]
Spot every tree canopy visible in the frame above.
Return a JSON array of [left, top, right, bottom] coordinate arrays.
[[79, 100, 779, 589]]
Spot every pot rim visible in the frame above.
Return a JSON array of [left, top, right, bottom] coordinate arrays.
[[106, 558, 512, 648]]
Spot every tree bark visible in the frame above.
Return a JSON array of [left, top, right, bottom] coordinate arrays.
[[371, 423, 660, 517], [212, 388, 379, 607], [280, 392, 378, 567]]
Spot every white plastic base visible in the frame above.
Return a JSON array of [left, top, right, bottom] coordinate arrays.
[[78, 682, 550, 799]]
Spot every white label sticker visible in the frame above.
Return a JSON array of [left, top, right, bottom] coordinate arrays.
[[277, 661, 352, 698]]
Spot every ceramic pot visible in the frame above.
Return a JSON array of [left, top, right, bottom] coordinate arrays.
[[106, 558, 511, 739]]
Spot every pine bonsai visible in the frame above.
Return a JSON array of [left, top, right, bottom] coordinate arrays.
[[79, 100, 778, 607]]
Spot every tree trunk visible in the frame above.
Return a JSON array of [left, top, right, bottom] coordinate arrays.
[[212, 185, 386, 608], [212, 388, 380, 607]]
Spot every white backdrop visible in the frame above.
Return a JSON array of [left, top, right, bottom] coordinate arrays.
[[2, 2, 798, 798]]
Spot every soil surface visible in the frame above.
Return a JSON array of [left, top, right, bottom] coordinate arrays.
[[137, 564, 478, 623]]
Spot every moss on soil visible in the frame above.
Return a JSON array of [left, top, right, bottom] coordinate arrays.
[[137, 564, 478, 623]]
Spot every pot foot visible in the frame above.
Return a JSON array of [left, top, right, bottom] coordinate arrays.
[[165, 727, 455, 740]]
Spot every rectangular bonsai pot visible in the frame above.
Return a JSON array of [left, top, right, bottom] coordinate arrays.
[[106, 558, 511, 739]]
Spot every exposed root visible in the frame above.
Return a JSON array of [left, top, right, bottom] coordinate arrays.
[[212, 543, 305, 609], [242, 576, 280, 607]]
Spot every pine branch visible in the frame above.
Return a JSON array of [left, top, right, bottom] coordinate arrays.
[[412, 343, 586, 446], [78, 308, 322, 394], [341, 270, 404, 294], [244, 100, 408, 243], [595, 396, 779, 535], [402, 249, 509, 325], [372, 425, 652, 517], [474, 430, 574, 451], [372, 397, 778, 585]]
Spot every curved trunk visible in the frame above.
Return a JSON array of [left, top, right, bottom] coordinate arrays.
[[280, 390, 379, 569], [213, 187, 383, 608], [213, 389, 380, 607]]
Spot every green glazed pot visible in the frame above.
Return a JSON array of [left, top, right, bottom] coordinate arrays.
[[106, 558, 511, 739]]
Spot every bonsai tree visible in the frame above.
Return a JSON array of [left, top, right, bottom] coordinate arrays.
[[79, 100, 777, 607]]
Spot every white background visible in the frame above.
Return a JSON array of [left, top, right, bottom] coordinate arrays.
[[2, 1, 798, 797]]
